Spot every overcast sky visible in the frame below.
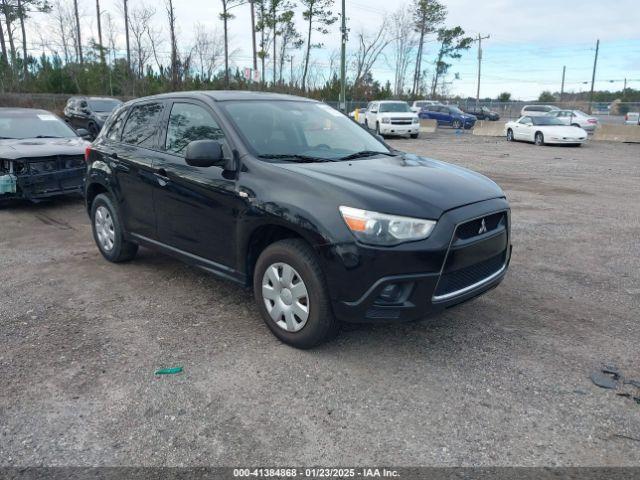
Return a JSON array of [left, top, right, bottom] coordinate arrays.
[[31, 0, 640, 99]]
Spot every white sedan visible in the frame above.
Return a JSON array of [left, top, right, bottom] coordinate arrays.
[[547, 109, 598, 131], [505, 115, 588, 146]]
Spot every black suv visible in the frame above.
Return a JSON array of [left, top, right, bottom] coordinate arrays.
[[64, 96, 122, 138], [85, 91, 511, 348]]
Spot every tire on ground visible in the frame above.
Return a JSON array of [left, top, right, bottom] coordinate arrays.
[[253, 238, 339, 349], [91, 193, 138, 263]]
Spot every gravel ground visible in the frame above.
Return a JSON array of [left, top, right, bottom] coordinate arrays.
[[1, 133, 639, 467]]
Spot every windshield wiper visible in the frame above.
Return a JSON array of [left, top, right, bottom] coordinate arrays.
[[337, 150, 396, 161], [35, 135, 63, 138], [0, 136, 15, 139], [258, 154, 333, 163]]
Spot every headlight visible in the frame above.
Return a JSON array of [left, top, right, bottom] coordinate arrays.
[[339, 206, 437, 246], [381, 117, 390, 124], [412, 117, 420, 124]]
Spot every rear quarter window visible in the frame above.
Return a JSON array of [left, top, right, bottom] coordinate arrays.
[[104, 107, 128, 141]]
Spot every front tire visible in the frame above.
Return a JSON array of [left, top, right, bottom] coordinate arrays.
[[254, 239, 338, 349], [410, 133, 419, 139], [506, 129, 514, 142], [91, 193, 138, 262], [534, 132, 545, 146]]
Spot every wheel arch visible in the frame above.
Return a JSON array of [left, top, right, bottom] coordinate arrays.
[[85, 181, 110, 214], [242, 222, 319, 286]]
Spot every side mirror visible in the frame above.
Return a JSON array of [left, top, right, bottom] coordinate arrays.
[[185, 139, 225, 168], [375, 134, 385, 143], [76, 128, 92, 140], [526, 123, 533, 127]]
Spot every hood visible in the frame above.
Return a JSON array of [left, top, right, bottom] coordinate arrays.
[[0, 137, 89, 160], [276, 153, 504, 219]]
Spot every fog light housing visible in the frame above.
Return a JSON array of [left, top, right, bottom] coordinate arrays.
[[374, 282, 413, 306]]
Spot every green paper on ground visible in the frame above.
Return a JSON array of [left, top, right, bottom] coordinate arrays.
[[155, 366, 183, 375]]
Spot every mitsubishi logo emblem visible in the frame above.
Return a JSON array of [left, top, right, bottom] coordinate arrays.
[[478, 218, 487, 234]]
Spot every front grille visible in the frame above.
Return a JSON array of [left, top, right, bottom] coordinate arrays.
[[27, 155, 85, 174], [434, 252, 505, 298], [456, 212, 505, 240], [390, 118, 412, 125]]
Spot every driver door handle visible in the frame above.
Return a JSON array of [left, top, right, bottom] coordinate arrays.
[[155, 168, 170, 187]]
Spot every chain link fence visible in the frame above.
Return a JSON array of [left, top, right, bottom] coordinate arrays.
[[1, 93, 638, 123]]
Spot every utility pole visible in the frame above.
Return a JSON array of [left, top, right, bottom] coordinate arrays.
[[475, 33, 490, 107], [250, 0, 258, 75], [623, 77, 627, 96], [560, 65, 566, 102], [588, 39, 599, 114], [73, 0, 83, 64], [124, 0, 131, 89], [339, 0, 346, 112]]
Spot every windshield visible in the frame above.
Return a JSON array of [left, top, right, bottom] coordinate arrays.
[[0, 111, 79, 139], [449, 107, 464, 115], [379, 102, 410, 113], [532, 117, 565, 126], [219, 100, 391, 161], [88, 99, 122, 112]]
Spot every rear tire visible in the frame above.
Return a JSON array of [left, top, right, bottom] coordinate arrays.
[[254, 239, 338, 349], [91, 193, 138, 263], [534, 132, 545, 146], [452, 119, 462, 129]]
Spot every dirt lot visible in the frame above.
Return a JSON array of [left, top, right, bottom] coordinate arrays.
[[1, 133, 639, 466]]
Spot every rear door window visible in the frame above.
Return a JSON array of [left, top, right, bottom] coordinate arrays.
[[121, 102, 164, 148]]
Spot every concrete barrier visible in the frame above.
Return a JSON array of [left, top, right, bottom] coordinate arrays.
[[419, 119, 438, 133], [593, 124, 640, 143], [473, 121, 506, 137]]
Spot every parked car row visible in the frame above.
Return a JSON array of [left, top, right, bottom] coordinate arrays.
[[1, 91, 512, 349]]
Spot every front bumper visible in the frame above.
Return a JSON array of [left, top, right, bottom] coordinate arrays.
[[319, 198, 511, 323], [546, 137, 587, 144], [379, 123, 420, 135], [0, 158, 85, 201]]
